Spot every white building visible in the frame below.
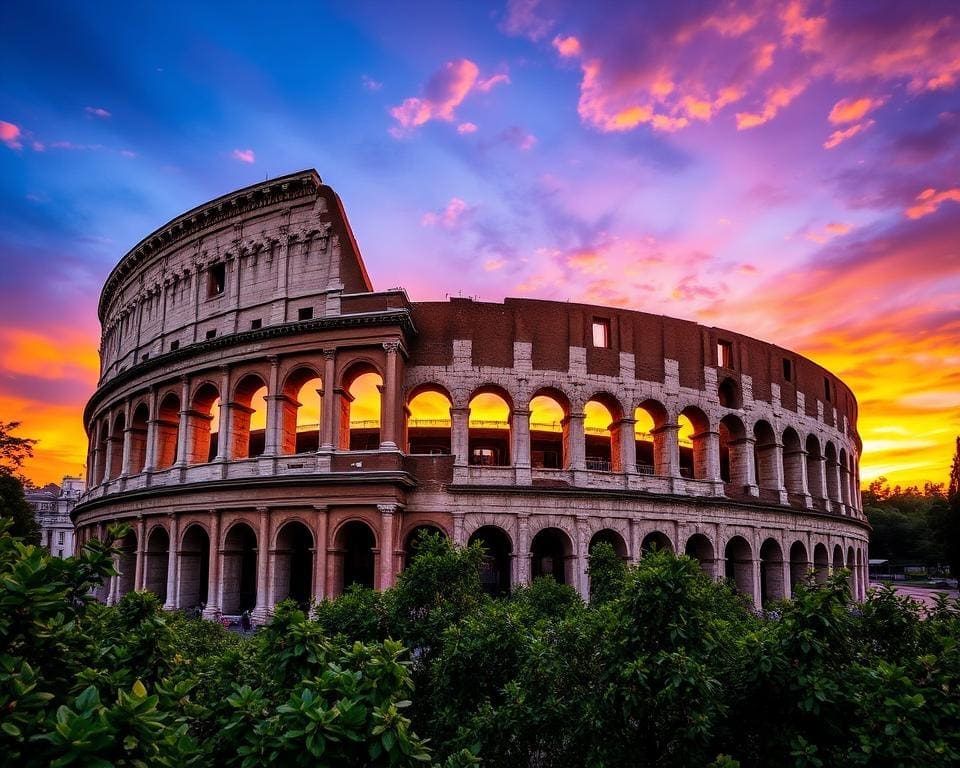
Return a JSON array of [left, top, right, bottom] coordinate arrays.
[[26, 476, 81, 558]]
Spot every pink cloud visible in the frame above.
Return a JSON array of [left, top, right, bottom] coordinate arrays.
[[823, 119, 873, 149], [828, 96, 883, 124], [553, 35, 581, 57], [1, 120, 23, 150], [231, 148, 255, 163], [501, 0, 554, 41], [905, 187, 960, 219], [457, 122, 478, 134], [361, 75, 383, 91], [735, 81, 806, 130], [84, 106, 111, 119], [389, 59, 481, 135], [477, 73, 510, 92], [422, 197, 471, 228]]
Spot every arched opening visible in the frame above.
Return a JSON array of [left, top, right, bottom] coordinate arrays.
[[188, 383, 220, 464], [760, 538, 785, 604], [109, 413, 125, 479], [789, 541, 809, 593], [685, 533, 716, 578], [232, 374, 268, 459], [805, 435, 825, 502], [178, 524, 210, 610], [274, 521, 314, 608], [679, 406, 710, 479], [634, 400, 667, 475], [342, 368, 382, 450], [529, 389, 569, 469], [824, 441, 840, 507], [847, 546, 856, 596], [724, 536, 754, 600], [782, 427, 804, 498], [336, 520, 376, 592], [718, 377, 741, 409], [839, 449, 852, 509], [530, 527, 574, 585], [406, 386, 452, 454], [833, 544, 844, 574], [280, 367, 323, 455], [116, 530, 137, 597], [856, 549, 864, 598], [589, 529, 628, 559], [585, 393, 623, 472], [155, 393, 181, 468], [222, 523, 258, 614], [468, 525, 512, 596], [144, 526, 170, 601], [128, 403, 149, 474], [403, 524, 446, 568], [719, 414, 749, 489], [95, 419, 109, 482], [468, 389, 511, 466], [813, 542, 829, 584], [642, 530, 674, 554]]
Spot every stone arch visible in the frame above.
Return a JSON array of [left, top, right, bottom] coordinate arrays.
[[753, 420, 779, 493], [116, 529, 137, 598], [108, 412, 125, 480], [846, 545, 856, 596], [642, 530, 675, 554], [833, 543, 844, 573], [789, 540, 809, 593], [813, 542, 829, 584], [530, 526, 575, 586], [760, 538, 785, 604], [95, 416, 109, 482], [635, 398, 669, 475], [718, 377, 742, 409], [805, 434, 825, 501], [468, 385, 513, 467], [155, 392, 181, 469], [128, 402, 150, 475], [589, 528, 628, 559], [584, 391, 624, 472], [178, 524, 210, 610], [824, 441, 841, 506], [679, 405, 711, 480], [232, 373, 268, 459], [340, 364, 383, 451], [719, 414, 749, 489], [724, 535, 754, 601], [782, 427, 805, 498], [685, 533, 716, 578], [188, 381, 220, 464], [529, 386, 571, 470], [144, 524, 170, 601], [468, 525, 513, 596], [406, 384, 453, 455], [273, 520, 314, 607], [222, 521, 258, 614], [839, 447, 852, 509], [333, 519, 376, 593], [280, 365, 323, 455]]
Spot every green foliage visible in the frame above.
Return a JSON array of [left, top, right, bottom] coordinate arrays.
[[0, 471, 40, 543], [865, 476, 952, 569], [587, 540, 627, 605]]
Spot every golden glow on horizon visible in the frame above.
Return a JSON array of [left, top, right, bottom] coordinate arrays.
[[349, 372, 382, 423], [408, 390, 451, 421], [295, 378, 323, 429]]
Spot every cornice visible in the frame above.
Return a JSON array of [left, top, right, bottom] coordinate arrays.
[[98, 169, 323, 322]]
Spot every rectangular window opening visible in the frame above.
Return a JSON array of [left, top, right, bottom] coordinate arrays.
[[297, 307, 314, 321], [717, 340, 733, 368], [592, 318, 611, 348], [207, 263, 226, 298], [782, 358, 792, 381], [205, 329, 217, 340], [169, 340, 179, 352], [824, 376, 832, 401], [250, 318, 262, 330]]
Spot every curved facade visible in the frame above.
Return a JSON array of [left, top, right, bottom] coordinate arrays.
[[74, 169, 869, 619]]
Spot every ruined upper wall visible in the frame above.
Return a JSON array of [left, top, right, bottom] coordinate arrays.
[[409, 297, 859, 440], [97, 170, 373, 383]]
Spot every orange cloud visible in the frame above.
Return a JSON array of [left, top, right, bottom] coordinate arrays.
[[390, 59, 500, 135], [553, 35, 581, 57], [231, 148, 255, 163], [754, 42, 776, 72], [735, 81, 806, 129], [823, 119, 873, 149], [905, 187, 960, 219], [1, 119, 23, 149], [0, 328, 99, 380], [828, 96, 884, 124]]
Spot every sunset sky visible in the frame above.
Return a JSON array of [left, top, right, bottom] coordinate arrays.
[[1, 1, 958, 489]]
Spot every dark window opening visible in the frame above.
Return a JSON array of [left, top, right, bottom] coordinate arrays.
[[250, 318, 262, 330], [824, 377, 831, 401], [782, 358, 792, 381], [141, 353, 149, 362], [297, 307, 314, 321], [718, 340, 733, 368], [207, 263, 226, 298], [205, 329, 217, 340], [170, 340, 180, 352], [592, 318, 611, 348]]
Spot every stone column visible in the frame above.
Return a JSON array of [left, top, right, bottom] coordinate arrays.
[[253, 507, 270, 621], [102, 412, 115, 483], [380, 342, 400, 449], [262, 357, 281, 456], [120, 400, 133, 477], [564, 411, 586, 471], [144, 387, 158, 473], [320, 350, 336, 450], [728, 436, 758, 495], [134, 516, 146, 591], [204, 510, 221, 618], [758, 440, 788, 503], [782, 555, 792, 600], [450, 407, 471, 467], [215, 365, 232, 461], [175, 376, 190, 467], [163, 513, 179, 610], [651, 422, 680, 478], [378, 504, 397, 590], [828, 459, 843, 513], [512, 408, 531, 484], [516, 513, 531, 587], [313, 505, 328, 601], [576, 515, 590, 600], [452, 511, 466, 546], [615, 418, 637, 474], [751, 555, 762, 610], [785, 446, 811, 507]]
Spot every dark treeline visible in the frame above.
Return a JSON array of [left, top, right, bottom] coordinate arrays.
[[4, 522, 960, 768]]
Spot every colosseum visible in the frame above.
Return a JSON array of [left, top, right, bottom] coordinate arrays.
[[73, 169, 869, 621]]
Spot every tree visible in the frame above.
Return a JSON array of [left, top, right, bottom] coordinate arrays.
[[0, 470, 40, 543], [946, 436, 960, 578], [0, 421, 37, 479]]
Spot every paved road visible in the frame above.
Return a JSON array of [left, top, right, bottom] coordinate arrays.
[[870, 582, 960, 610]]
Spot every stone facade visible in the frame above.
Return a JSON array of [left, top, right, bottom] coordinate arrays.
[[27, 476, 81, 558], [73, 169, 869, 620]]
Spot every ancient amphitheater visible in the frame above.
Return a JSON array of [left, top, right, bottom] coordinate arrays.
[[74, 169, 869, 620]]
